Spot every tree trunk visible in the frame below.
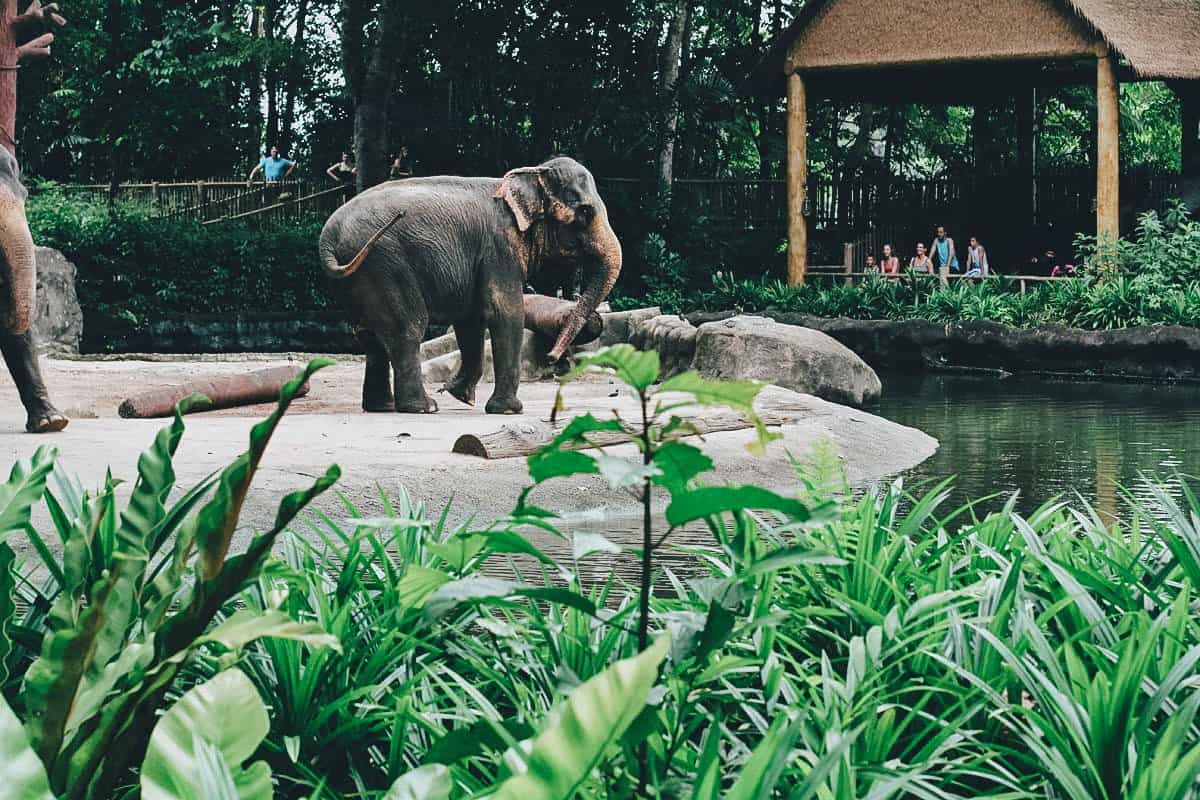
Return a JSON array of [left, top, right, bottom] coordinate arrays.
[[264, 0, 279, 149], [281, 0, 309, 152], [249, 3, 263, 151], [344, 0, 409, 192], [654, 0, 690, 215]]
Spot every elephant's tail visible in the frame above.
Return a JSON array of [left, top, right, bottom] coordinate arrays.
[[321, 208, 407, 279]]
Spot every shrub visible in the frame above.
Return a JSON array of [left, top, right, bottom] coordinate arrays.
[[27, 192, 331, 328]]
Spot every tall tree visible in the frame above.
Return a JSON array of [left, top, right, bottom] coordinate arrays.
[[340, 0, 412, 191], [655, 0, 690, 209]]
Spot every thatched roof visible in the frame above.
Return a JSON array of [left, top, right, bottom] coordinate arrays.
[[746, 0, 1200, 94], [1067, 0, 1200, 80]]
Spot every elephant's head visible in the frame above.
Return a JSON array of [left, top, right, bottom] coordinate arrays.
[[0, 147, 35, 336], [496, 157, 622, 361]]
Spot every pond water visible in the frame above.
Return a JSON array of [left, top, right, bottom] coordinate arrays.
[[873, 372, 1200, 517]]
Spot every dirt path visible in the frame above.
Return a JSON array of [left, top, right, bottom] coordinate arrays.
[[0, 354, 937, 571]]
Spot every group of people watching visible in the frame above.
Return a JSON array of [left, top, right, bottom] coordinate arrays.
[[864, 226, 991, 279], [244, 144, 415, 194]]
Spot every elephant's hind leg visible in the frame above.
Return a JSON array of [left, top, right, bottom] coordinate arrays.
[[0, 331, 67, 434], [355, 326, 394, 412], [444, 318, 484, 406]]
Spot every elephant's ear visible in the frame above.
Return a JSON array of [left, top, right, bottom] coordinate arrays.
[[495, 168, 545, 232]]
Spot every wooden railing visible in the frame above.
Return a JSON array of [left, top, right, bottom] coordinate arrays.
[[52, 178, 353, 223]]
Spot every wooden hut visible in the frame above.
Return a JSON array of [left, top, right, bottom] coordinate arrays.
[[748, 0, 1200, 285]]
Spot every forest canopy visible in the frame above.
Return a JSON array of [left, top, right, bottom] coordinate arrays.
[[14, 0, 1185, 186]]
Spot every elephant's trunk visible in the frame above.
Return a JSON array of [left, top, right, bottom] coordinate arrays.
[[0, 191, 36, 336], [547, 216, 621, 361]]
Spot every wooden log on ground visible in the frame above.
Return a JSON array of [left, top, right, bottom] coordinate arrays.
[[118, 366, 310, 418], [523, 294, 604, 345], [452, 386, 812, 459]]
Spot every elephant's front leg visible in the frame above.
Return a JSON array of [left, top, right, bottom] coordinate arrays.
[[0, 331, 67, 433], [484, 291, 524, 415], [444, 318, 484, 406]]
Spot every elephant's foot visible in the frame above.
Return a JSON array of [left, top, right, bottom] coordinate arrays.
[[26, 406, 68, 434], [362, 394, 395, 413], [395, 394, 438, 414], [441, 378, 477, 407], [485, 394, 523, 415]]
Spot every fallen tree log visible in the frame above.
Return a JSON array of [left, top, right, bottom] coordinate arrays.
[[452, 386, 814, 459], [118, 366, 310, 418]]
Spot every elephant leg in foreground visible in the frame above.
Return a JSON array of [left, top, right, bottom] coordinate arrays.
[[0, 331, 66, 433], [483, 282, 525, 415]]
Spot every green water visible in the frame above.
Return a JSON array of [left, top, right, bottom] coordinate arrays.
[[873, 373, 1200, 515]]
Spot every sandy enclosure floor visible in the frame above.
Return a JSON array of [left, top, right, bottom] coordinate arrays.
[[0, 353, 937, 574]]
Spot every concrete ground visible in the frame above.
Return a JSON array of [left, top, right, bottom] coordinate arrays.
[[0, 354, 938, 571]]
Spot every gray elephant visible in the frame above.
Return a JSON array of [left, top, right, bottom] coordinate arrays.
[[0, 148, 66, 433], [318, 156, 622, 415]]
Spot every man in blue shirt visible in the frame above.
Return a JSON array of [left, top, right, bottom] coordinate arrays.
[[246, 145, 297, 187]]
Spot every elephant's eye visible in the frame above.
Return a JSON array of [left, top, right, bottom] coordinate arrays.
[[574, 204, 595, 224]]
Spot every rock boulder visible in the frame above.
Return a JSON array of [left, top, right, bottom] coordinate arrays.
[[693, 315, 881, 407], [628, 314, 698, 378], [35, 247, 83, 355]]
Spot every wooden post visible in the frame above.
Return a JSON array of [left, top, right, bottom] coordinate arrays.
[[842, 242, 854, 286], [1015, 86, 1038, 233], [786, 71, 808, 286], [1096, 53, 1120, 259]]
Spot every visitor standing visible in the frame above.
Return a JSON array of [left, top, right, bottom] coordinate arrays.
[[880, 243, 901, 277], [965, 236, 989, 277], [929, 225, 958, 285], [389, 146, 414, 180], [326, 151, 357, 185], [909, 242, 934, 274], [246, 145, 297, 202]]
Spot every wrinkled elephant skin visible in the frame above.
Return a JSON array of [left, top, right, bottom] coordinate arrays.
[[319, 157, 622, 415]]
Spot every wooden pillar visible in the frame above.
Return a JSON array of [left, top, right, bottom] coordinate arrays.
[[1096, 53, 1120, 252], [1015, 86, 1037, 232], [786, 71, 808, 286]]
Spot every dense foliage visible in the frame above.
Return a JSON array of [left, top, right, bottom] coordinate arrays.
[[15, 0, 1185, 184], [613, 203, 1200, 330], [27, 191, 329, 329], [2, 350, 1200, 798]]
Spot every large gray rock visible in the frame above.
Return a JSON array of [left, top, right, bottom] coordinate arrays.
[[599, 306, 660, 347], [693, 315, 881, 407], [35, 247, 82, 355], [628, 314, 698, 378]]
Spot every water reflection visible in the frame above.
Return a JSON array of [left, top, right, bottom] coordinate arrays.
[[873, 372, 1200, 516]]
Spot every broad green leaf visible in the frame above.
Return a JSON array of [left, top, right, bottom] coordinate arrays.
[[192, 359, 333, 581], [665, 486, 819, 527], [528, 450, 599, 484], [691, 724, 722, 800], [652, 441, 714, 494], [398, 565, 452, 611], [573, 531, 622, 560], [656, 371, 777, 453], [744, 545, 846, 574], [557, 344, 661, 394], [0, 446, 56, 544], [594, 455, 660, 489], [489, 635, 669, 800], [140, 668, 272, 800], [0, 693, 54, 800], [384, 764, 452, 800], [515, 587, 598, 617], [424, 576, 521, 620], [198, 609, 341, 652]]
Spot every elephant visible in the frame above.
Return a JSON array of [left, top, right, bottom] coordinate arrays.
[[0, 147, 66, 433], [318, 156, 622, 415]]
